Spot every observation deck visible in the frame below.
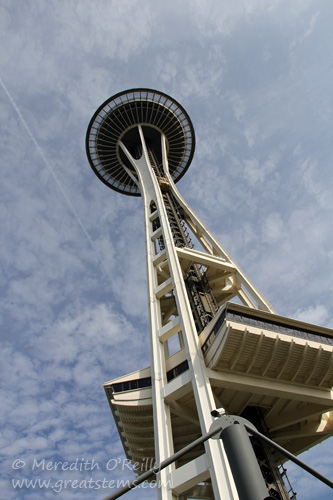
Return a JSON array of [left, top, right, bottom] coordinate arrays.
[[86, 88, 195, 196]]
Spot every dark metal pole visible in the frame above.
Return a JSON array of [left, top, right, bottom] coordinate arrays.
[[244, 424, 333, 490], [221, 423, 273, 500], [102, 416, 333, 500], [102, 425, 223, 500]]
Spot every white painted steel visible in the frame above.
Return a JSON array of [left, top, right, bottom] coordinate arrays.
[[118, 127, 240, 499]]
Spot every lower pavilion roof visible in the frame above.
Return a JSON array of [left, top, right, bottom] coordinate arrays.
[[104, 302, 333, 470]]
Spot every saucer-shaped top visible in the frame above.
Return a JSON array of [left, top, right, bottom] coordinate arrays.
[[86, 88, 195, 196]]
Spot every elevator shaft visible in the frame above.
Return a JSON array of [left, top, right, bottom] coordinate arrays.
[[148, 146, 217, 333]]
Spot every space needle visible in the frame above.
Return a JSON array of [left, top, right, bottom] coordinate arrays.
[[86, 89, 333, 499]]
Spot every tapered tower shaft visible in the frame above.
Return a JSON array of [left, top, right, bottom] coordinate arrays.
[[119, 123, 239, 498]]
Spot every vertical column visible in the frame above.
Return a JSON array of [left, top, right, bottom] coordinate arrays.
[[151, 135, 237, 500], [121, 127, 238, 499]]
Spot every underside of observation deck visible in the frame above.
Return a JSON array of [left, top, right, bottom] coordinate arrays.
[[86, 88, 195, 195]]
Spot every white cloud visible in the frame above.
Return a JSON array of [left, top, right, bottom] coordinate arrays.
[[244, 123, 258, 148], [294, 304, 331, 327], [262, 212, 284, 243], [242, 152, 280, 187]]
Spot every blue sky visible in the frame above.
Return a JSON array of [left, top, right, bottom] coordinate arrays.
[[1, 1, 332, 499]]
